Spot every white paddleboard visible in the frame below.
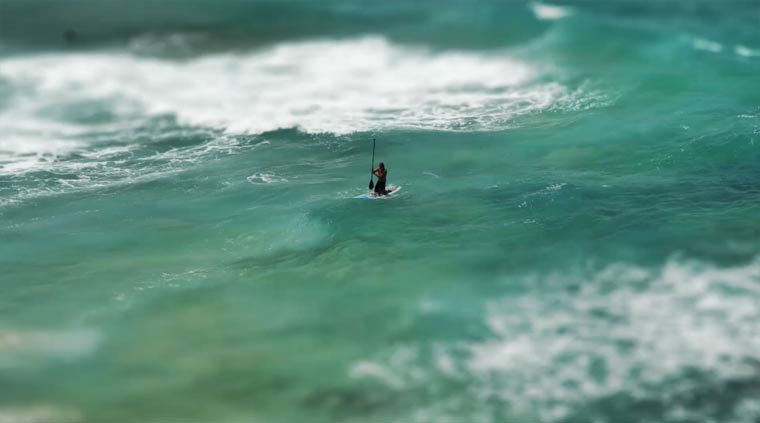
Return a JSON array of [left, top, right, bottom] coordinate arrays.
[[355, 185, 402, 200]]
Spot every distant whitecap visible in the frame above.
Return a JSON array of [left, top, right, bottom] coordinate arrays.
[[735, 45, 760, 57], [692, 38, 723, 53], [246, 172, 288, 184], [531, 2, 572, 20]]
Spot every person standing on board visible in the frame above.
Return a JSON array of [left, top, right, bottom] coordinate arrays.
[[372, 162, 388, 195]]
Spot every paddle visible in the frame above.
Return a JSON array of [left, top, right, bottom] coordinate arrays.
[[368, 138, 376, 190]]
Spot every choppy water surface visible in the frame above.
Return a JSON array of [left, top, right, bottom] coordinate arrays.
[[1, 1, 759, 422]]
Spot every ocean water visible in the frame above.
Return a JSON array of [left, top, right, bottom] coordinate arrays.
[[1, 0, 760, 421]]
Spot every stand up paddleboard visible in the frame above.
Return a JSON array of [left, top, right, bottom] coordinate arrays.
[[355, 185, 402, 200]]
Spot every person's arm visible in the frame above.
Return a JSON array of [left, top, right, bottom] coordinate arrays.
[[372, 168, 381, 177]]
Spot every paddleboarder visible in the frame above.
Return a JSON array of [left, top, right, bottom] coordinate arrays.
[[372, 162, 388, 195]]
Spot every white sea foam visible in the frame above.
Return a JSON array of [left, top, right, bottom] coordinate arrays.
[[351, 257, 760, 422], [692, 38, 724, 53], [735, 45, 760, 57], [0, 112, 87, 173], [247, 172, 288, 184], [0, 405, 81, 423], [422, 171, 441, 179], [531, 2, 572, 21], [0, 36, 566, 141], [0, 329, 100, 367], [471, 258, 760, 420], [350, 361, 405, 389]]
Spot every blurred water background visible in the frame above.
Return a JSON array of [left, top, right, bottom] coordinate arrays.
[[1, 1, 760, 421]]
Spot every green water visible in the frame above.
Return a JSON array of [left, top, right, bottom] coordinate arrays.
[[1, 1, 760, 422]]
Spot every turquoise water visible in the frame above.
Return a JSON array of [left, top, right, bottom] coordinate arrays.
[[1, 1, 760, 422]]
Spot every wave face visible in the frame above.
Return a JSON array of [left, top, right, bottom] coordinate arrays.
[[1, 1, 760, 422]]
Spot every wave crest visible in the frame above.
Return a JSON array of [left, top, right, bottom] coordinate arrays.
[[0, 36, 575, 139]]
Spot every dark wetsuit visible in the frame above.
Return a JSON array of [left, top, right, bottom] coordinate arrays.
[[374, 170, 387, 195]]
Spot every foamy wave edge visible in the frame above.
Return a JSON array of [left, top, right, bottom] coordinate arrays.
[[0, 36, 583, 140]]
